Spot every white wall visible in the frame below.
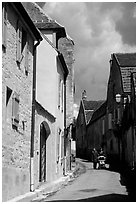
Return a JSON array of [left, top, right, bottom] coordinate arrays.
[[36, 34, 58, 117]]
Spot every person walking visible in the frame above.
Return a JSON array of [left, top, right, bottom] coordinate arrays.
[[92, 148, 98, 169]]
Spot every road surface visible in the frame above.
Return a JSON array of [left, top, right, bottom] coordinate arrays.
[[35, 159, 134, 202]]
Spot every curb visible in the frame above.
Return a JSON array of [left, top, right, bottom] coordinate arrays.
[[7, 162, 80, 202], [7, 160, 85, 202], [7, 173, 73, 202]]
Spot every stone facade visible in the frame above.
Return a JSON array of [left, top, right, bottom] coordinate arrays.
[[105, 53, 136, 166], [58, 37, 75, 171], [86, 101, 107, 160], [2, 3, 41, 201], [58, 37, 75, 126]]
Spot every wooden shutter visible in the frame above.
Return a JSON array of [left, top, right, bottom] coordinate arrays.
[[2, 3, 7, 48], [12, 92, 19, 127], [16, 21, 22, 63], [25, 39, 29, 74]]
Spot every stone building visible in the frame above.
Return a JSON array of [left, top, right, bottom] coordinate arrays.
[[105, 53, 136, 169], [58, 37, 75, 171], [86, 101, 107, 160], [76, 90, 104, 159], [2, 2, 42, 201], [22, 2, 73, 188]]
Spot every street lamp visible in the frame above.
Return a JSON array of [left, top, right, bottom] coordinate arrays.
[[115, 93, 122, 162], [115, 93, 121, 103]]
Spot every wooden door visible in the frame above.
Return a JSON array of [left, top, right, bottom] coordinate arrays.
[[39, 123, 46, 182]]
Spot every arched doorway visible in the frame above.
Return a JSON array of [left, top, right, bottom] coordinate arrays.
[[39, 121, 50, 182]]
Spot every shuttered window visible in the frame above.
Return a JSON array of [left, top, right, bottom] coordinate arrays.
[[2, 3, 7, 48], [25, 40, 29, 75], [12, 92, 19, 128], [16, 21, 22, 64]]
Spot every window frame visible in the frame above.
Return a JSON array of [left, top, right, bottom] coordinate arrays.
[[12, 92, 20, 128], [2, 3, 7, 49]]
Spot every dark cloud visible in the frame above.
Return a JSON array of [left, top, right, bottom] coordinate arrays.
[[115, 3, 136, 46], [41, 2, 136, 104]]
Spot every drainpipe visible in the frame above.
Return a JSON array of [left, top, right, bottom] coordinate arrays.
[[63, 77, 67, 176], [30, 40, 41, 192]]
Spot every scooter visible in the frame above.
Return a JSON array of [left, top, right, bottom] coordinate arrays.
[[98, 155, 106, 169]]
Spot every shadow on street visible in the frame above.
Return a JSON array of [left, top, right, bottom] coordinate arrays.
[[48, 193, 131, 202]]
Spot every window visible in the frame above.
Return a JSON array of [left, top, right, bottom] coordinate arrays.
[[16, 21, 28, 66], [58, 76, 64, 111], [6, 87, 12, 106], [25, 41, 29, 75], [21, 28, 27, 53], [2, 3, 7, 49], [12, 92, 19, 128], [56, 128, 61, 163]]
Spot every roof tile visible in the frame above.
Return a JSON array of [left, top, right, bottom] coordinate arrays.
[[22, 2, 62, 29], [115, 53, 136, 67], [83, 100, 104, 111]]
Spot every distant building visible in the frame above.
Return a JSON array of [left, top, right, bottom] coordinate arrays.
[[76, 90, 104, 159], [2, 2, 42, 201], [87, 101, 107, 160]]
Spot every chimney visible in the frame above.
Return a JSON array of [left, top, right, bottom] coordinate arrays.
[[82, 90, 87, 100]]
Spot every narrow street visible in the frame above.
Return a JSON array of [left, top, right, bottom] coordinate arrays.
[[35, 159, 133, 202]]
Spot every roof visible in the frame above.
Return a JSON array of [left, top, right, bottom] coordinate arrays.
[[22, 2, 66, 36], [83, 100, 105, 111], [85, 110, 94, 124], [82, 100, 105, 124], [114, 53, 136, 93], [114, 53, 136, 67], [11, 3, 42, 41], [88, 101, 107, 125]]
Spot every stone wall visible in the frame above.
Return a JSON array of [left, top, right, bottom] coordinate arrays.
[[58, 37, 75, 172], [2, 3, 34, 201], [58, 37, 75, 127]]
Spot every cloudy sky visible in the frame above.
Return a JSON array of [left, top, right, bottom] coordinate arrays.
[[40, 1, 136, 105]]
